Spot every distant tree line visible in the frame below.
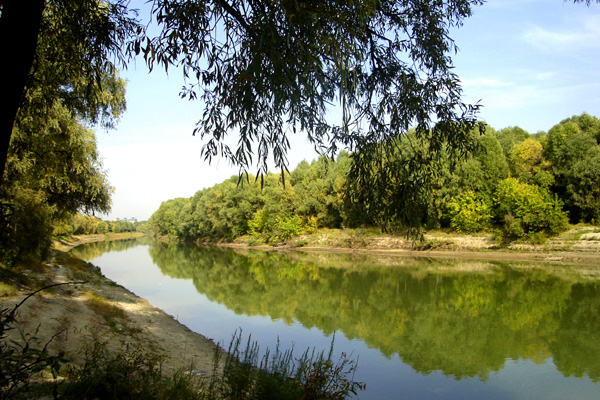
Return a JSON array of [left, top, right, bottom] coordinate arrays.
[[150, 113, 600, 243], [53, 213, 149, 236]]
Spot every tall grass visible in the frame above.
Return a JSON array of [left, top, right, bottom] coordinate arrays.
[[205, 331, 365, 400]]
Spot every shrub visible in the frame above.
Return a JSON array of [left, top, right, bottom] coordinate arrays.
[[447, 191, 492, 233], [272, 216, 303, 242], [494, 178, 569, 237]]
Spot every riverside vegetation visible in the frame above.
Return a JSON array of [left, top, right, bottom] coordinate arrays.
[[150, 113, 600, 246]]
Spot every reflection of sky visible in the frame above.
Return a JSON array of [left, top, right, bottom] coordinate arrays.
[[88, 244, 600, 400]]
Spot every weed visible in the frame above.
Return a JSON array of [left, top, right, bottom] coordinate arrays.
[[61, 338, 202, 400], [204, 331, 365, 400], [0, 283, 17, 297], [0, 283, 79, 399], [2, 286, 364, 400], [84, 291, 127, 330]]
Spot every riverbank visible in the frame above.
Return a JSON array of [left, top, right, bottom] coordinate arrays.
[[2, 234, 220, 387], [52, 231, 146, 252], [224, 225, 600, 266]]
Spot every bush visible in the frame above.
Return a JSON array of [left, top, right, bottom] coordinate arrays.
[[447, 191, 492, 233], [494, 178, 569, 237], [273, 216, 303, 242]]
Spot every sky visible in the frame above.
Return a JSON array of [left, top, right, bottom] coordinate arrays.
[[96, 0, 600, 221]]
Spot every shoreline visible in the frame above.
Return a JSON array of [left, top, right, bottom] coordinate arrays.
[[57, 225, 600, 266], [3, 229, 599, 392], [215, 226, 600, 266], [4, 233, 220, 380]]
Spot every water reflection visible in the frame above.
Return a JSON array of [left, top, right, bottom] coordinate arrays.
[[73, 238, 600, 394], [71, 236, 151, 260], [135, 242, 600, 382]]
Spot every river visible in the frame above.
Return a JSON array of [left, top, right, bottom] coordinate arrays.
[[71, 238, 600, 400]]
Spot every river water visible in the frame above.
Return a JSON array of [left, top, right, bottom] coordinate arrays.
[[72, 238, 600, 400]]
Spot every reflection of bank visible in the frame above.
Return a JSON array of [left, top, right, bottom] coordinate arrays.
[[70, 236, 150, 261], [145, 241, 600, 382]]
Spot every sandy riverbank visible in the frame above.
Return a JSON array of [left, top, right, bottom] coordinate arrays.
[[3, 235, 219, 380]]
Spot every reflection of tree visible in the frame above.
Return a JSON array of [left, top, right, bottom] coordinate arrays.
[[70, 237, 149, 260], [149, 242, 600, 381], [551, 283, 600, 382]]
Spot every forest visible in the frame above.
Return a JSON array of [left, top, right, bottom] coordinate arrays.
[[150, 113, 600, 244]]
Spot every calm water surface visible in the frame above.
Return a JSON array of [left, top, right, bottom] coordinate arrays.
[[72, 239, 600, 400]]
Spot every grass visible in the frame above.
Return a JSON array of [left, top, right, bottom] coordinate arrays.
[[59, 338, 203, 400], [202, 331, 365, 400], [2, 308, 365, 400], [0, 282, 17, 297], [84, 291, 127, 330]]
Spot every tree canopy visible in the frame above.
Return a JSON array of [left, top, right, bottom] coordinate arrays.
[[150, 114, 600, 244], [1, 0, 485, 183], [0, 0, 129, 263], [140, 0, 484, 177]]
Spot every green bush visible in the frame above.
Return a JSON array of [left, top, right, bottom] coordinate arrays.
[[494, 178, 568, 237], [273, 215, 303, 242], [447, 191, 492, 233]]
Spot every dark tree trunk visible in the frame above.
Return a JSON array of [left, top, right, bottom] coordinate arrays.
[[0, 0, 46, 185]]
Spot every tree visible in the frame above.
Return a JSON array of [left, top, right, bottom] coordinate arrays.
[[545, 113, 600, 222], [0, 0, 140, 183], [144, 0, 484, 178], [0, 102, 114, 263], [495, 126, 530, 158], [494, 178, 568, 238], [2, 0, 485, 184], [0, 1, 129, 263], [510, 137, 554, 189]]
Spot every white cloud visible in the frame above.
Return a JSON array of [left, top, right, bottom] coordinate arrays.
[[523, 15, 600, 51], [534, 71, 558, 81], [461, 77, 514, 89]]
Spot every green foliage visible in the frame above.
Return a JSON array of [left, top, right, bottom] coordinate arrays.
[[204, 331, 365, 400], [0, 0, 129, 264], [272, 215, 303, 243], [144, 0, 483, 180], [150, 153, 351, 243], [494, 178, 569, 237], [447, 191, 492, 233], [22, 0, 135, 131], [0, 100, 115, 264], [545, 114, 600, 222], [495, 126, 530, 157], [62, 339, 202, 400], [149, 114, 600, 241], [475, 134, 510, 194]]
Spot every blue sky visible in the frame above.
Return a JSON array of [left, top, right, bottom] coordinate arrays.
[[97, 0, 600, 221]]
